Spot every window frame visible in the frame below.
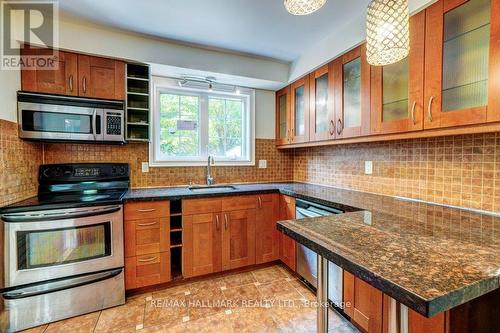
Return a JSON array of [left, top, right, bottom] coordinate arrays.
[[150, 76, 255, 167]]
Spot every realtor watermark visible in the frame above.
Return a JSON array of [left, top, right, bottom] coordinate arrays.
[[1, 0, 59, 70]]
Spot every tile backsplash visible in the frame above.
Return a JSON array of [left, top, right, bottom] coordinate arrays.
[[293, 133, 500, 212], [2, 115, 500, 213], [43, 139, 294, 188], [0, 119, 43, 207]]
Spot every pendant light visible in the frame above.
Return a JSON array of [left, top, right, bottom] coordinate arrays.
[[284, 0, 327, 16], [366, 0, 410, 66]]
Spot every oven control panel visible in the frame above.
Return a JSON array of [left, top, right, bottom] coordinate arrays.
[[40, 163, 129, 183]]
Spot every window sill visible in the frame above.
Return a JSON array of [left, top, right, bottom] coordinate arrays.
[[149, 160, 256, 168]]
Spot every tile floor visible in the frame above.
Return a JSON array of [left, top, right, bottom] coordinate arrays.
[[22, 264, 358, 333]]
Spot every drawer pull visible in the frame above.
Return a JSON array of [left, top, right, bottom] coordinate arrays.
[[138, 256, 158, 263], [215, 215, 220, 230], [224, 214, 228, 230], [137, 208, 156, 213], [137, 221, 158, 227], [258, 196, 262, 208]]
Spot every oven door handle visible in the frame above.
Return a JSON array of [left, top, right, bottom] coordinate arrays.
[[296, 207, 322, 219], [2, 268, 123, 300], [1, 205, 121, 223]]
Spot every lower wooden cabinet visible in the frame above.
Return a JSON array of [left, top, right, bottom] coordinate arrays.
[[183, 213, 222, 278], [344, 271, 383, 333], [279, 195, 296, 271], [125, 252, 170, 289], [124, 201, 171, 290], [182, 196, 258, 278], [255, 194, 280, 264]]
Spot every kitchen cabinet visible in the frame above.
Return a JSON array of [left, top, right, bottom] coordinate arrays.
[[344, 271, 383, 333], [21, 48, 78, 96], [124, 201, 171, 290], [276, 86, 292, 145], [78, 55, 125, 100], [279, 195, 296, 271], [183, 212, 222, 277], [408, 309, 447, 333], [20, 47, 125, 101], [309, 65, 335, 141], [183, 196, 257, 278], [290, 76, 310, 143], [424, 0, 500, 128], [221, 208, 256, 270], [255, 194, 280, 264], [371, 12, 426, 135], [333, 44, 371, 139]]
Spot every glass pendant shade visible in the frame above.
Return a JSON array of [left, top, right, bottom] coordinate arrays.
[[366, 0, 410, 66], [284, 0, 327, 16]]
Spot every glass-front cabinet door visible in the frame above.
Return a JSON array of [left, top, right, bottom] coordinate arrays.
[[371, 12, 425, 134], [334, 45, 371, 139], [275, 86, 291, 145], [290, 76, 310, 143], [309, 65, 334, 141], [424, 0, 500, 128]]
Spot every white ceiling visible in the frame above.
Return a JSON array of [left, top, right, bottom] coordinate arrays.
[[58, 0, 371, 63]]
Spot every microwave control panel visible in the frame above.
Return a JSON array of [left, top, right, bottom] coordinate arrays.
[[106, 113, 122, 135]]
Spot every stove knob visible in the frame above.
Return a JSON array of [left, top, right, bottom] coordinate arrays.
[[119, 166, 126, 175], [112, 167, 117, 174]]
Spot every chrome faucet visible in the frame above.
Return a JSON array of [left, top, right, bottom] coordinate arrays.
[[206, 155, 214, 185]]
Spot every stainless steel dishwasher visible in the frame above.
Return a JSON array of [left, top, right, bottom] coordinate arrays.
[[295, 199, 344, 307]]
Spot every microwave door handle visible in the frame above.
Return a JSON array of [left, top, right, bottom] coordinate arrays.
[[2, 268, 123, 300], [92, 109, 97, 140]]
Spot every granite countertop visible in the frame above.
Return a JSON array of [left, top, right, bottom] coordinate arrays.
[[3, 182, 499, 318]]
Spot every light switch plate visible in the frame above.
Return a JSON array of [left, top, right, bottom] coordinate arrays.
[[141, 162, 149, 173], [365, 161, 373, 175], [258, 160, 267, 169]]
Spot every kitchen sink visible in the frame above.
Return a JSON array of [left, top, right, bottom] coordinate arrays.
[[188, 185, 237, 192]]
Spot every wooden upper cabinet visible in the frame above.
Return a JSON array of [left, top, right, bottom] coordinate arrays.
[[276, 86, 292, 145], [334, 44, 371, 139], [222, 209, 256, 270], [21, 49, 78, 96], [424, 0, 500, 128], [290, 76, 310, 143], [255, 194, 279, 264], [78, 55, 125, 100], [309, 65, 335, 141], [344, 271, 383, 333], [183, 212, 222, 278], [371, 12, 426, 135]]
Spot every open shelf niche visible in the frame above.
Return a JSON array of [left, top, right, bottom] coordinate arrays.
[[170, 199, 183, 279], [125, 63, 151, 142]]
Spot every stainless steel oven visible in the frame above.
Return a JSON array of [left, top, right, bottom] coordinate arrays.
[[1, 205, 124, 289], [18, 92, 125, 143]]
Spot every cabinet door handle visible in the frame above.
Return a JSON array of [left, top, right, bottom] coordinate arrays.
[[138, 256, 158, 263], [137, 221, 158, 227], [68, 75, 73, 92], [215, 215, 220, 230], [82, 76, 87, 94], [258, 196, 262, 208], [427, 96, 434, 122], [137, 208, 156, 213], [329, 120, 335, 136], [411, 101, 417, 125], [224, 214, 228, 230], [337, 119, 343, 135]]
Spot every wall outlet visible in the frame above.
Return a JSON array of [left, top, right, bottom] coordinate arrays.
[[258, 160, 267, 169], [141, 162, 149, 173], [364, 161, 373, 175]]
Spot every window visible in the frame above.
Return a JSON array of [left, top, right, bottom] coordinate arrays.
[[150, 77, 255, 166]]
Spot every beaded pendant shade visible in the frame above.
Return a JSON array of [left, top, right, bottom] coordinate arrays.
[[284, 0, 327, 16], [366, 0, 410, 66]]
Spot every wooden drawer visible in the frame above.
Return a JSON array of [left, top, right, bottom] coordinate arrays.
[[183, 198, 222, 215], [124, 201, 169, 220], [124, 217, 169, 257], [221, 195, 257, 211], [125, 252, 170, 290]]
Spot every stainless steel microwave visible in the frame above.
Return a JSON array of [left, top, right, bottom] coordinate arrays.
[[17, 92, 125, 143]]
